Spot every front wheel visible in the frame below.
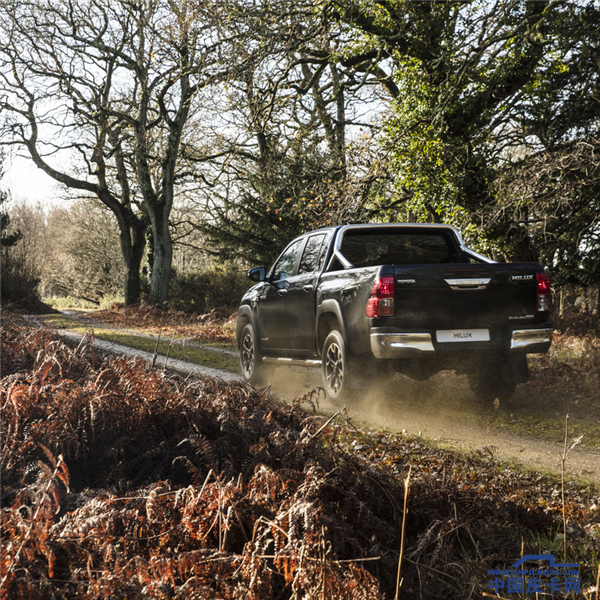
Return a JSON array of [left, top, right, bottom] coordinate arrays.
[[239, 323, 267, 385], [321, 330, 353, 402]]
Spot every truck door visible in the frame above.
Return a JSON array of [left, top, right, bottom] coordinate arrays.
[[258, 237, 304, 351], [285, 232, 329, 353]]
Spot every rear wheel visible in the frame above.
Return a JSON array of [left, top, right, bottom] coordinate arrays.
[[468, 373, 517, 403], [240, 323, 267, 385], [321, 330, 354, 402], [468, 354, 526, 403]]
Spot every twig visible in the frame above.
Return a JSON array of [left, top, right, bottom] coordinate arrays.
[[76, 328, 95, 352], [184, 367, 199, 381], [151, 329, 162, 369], [163, 340, 173, 370], [464, 524, 483, 562], [395, 465, 412, 600], [561, 413, 569, 563], [235, 554, 381, 564], [320, 524, 327, 600], [306, 410, 343, 441], [198, 469, 215, 501], [403, 557, 463, 584], [250, 515, 289, 545], [560, 413, 584, 563], [336, 410, 382, 458]]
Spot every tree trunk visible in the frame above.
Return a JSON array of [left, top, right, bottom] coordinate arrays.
[[511, 235, 539, 263], [147, 208, 172, 310], [117, 215, 146, 306]]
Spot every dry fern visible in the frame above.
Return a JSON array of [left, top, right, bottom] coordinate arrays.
[[2, 320, 598, 599]]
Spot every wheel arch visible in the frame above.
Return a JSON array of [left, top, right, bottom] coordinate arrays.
[[236, 305, 256, 347], [316, 300, 347, 355]]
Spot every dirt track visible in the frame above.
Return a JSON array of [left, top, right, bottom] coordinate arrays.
[[49, 324, 600, 484], [266, 367, 600, 484], [52, 328, 239, 382]]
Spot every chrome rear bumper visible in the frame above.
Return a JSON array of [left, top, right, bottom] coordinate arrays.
[[510, 328, 553, 349], [370, 327, 553, 358], [371, 333, 435, 358]]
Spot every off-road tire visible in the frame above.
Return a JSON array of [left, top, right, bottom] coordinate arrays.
[[239, 323, 267, 385], [321, 330, 354, 403]]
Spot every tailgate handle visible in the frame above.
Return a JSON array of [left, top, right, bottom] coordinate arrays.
[[445, 278, 491, 290]]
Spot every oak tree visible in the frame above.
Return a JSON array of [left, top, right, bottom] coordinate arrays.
[[1, 0, 238, 307], [331, 0, 600, 273]]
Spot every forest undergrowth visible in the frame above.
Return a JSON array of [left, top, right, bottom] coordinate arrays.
[[1, 316, 599, 599], [76, 302, 236, 345]]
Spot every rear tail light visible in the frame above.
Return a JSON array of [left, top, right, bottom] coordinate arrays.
[[366, 276, 395, 318], [536, 273, 551, 312]]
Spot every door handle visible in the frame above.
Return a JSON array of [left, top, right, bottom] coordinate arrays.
[[303, 285, 314, 293], [277, 288, 288, 296]]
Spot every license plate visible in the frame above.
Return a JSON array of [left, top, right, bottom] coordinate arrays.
[[436, 329, 490, 343]]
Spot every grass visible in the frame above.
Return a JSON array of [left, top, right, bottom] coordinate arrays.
[[41, 314, 240, 373], [96, 331, 240, 372], [489, 411, 599, 448]]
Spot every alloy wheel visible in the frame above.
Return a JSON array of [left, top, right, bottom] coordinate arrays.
[[241, 331, 255, 378], [324, 341, 344, 395]]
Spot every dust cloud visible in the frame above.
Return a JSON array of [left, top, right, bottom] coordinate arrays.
[[264, 366, 600, 482]]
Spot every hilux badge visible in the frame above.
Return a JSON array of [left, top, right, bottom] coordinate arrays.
[[511, 274, 534, 281]]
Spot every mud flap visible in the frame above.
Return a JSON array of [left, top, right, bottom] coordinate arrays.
[[506, 353, 529, 384]]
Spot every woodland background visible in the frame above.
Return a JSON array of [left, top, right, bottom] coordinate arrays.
[[0, 0, 598, 315], [2, 3, 600, 598]]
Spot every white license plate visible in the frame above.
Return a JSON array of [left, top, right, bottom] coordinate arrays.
[[436, 329, 490, 343]]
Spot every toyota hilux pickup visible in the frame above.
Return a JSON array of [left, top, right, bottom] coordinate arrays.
[[236, 223, 553, 402]]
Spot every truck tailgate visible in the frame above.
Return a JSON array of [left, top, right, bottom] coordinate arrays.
[[392, 263, 544, 331]]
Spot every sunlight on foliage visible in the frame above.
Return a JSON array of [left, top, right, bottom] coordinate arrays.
[[1, 316, 599, 599]]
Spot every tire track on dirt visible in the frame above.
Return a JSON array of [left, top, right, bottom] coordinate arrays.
[[35, 315, 600, 483]]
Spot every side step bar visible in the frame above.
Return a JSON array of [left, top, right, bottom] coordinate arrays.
[[263, 357, 322, 367]]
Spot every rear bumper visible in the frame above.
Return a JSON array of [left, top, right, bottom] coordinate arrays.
[[370, 333, 435, 358], [510, 328, 553, 351], [370, 327, 553, 359]]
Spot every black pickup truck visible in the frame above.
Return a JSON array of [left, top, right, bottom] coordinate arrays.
[[236, 224, 553, 402]]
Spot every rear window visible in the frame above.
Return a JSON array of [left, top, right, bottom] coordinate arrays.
[[340, 229, 457, 266], [298, 233, 327, 274]]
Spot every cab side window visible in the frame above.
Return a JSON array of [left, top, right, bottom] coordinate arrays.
[[298, 234, 326, 275], [271, 239, 304, 281]]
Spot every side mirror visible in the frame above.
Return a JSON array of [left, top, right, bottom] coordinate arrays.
[[248, 266, 267, 282]]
